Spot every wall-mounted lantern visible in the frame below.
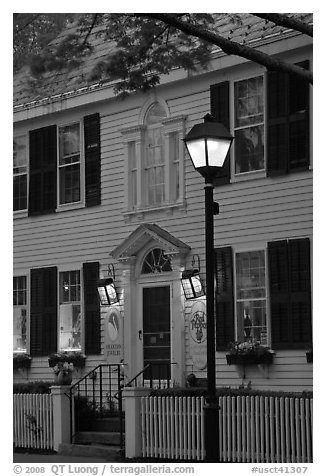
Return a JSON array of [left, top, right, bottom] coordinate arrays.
[[97, 264, 119, 305], [181, 255, 205, 300]]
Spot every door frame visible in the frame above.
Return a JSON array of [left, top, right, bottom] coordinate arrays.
[[137, 278, 173, 377]]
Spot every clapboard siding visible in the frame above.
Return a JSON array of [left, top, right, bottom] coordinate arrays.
[[13, 46, 312, 390]]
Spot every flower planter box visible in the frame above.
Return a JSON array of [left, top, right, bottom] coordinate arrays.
[[226, 352, 274, 366], [48, 353, 86, 368]]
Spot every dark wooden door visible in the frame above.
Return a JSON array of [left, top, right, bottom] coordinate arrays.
[[143, 286, 171, 379]]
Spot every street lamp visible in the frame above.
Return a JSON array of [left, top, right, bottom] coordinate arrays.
[[184, 113, 233, 462]]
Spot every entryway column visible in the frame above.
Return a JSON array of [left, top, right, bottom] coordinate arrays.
[[121, 257, 138, 382]]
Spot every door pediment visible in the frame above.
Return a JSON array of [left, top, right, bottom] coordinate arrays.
[[111, 223, 190, 262]]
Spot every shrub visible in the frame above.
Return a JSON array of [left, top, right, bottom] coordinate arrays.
[[74, 395, 98, 431], [149, 387, 313, 399], [13, 381, 53, 394]]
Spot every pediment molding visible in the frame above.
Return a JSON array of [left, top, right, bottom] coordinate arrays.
[[111, 223, 190, 263]]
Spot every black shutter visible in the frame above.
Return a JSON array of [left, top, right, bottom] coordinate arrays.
[[267, 61, 310, 176], [210, 81, 231, 186], [29, 125, 57, 215], [288, 238, 312, 346], [268, 240, 290, 348], [268, 238, 312, 349], [30, 267, 57, 356], [83, 262, 101, 355], [215, 246, 234, 350], [84, 114, 101, 207]]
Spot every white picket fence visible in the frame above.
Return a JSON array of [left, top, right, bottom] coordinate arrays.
[[13, 394, 54, 450], [141, 395, 313, 462]]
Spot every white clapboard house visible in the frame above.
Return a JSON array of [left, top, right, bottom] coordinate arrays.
[[13, 14, 313, 393]]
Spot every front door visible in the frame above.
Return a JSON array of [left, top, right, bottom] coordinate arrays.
[[143, 286, 171, 379]]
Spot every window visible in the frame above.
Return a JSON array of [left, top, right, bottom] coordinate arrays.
[[234, 76, 264, 174], [122, 101, 186, 216], [16, 113, 100, 217], [145, 104, 167, 206], [210, 61, 310, 184], [13, 276, 27, 352], [13, 136, 28, 211], [141, 248, 172, 274], [59, 271, 82, 351], [58, 123, 81, 205], [215, 239, 312, 351], [235, 250, 267, 344], [29, 262, 100, 356]]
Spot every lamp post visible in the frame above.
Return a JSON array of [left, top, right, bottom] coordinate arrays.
[[184, 114, 233, 462]]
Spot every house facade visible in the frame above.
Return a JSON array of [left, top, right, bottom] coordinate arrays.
[[13, 14, 313, 392]]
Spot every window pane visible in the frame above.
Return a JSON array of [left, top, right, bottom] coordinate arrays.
[[59, 164, 81, 204], [237, 300, 267, 344], [236, 251, 265, 299], [236, 250, 267, 344], [235, 77, 263, 128], [234, 76, 264, 174], [59, 123, 80, 165], [59, 271, 81, 351], [146, 103, 167, 125], [13, 308, 27, 352], [13, 276, 27, 352], [235, 125, 264, 173], [13, 136, 27, 174], [13, 175, 27, 211]]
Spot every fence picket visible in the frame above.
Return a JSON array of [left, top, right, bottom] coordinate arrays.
[[140, 394, 312, 463], [13, 394, 54, 450]]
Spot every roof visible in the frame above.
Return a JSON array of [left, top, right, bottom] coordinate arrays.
[[13, 13, 313, 110]]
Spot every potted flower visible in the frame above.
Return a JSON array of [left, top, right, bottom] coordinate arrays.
[[13, 353, 32, 370], [226, 341, 275, 366], [48, 351, 86, 369], [53, 361, 74, 385]]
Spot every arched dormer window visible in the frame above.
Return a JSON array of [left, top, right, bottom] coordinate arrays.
[[121, 99, 187, 218]]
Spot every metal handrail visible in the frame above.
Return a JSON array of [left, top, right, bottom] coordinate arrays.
[[69, 363, 124, 449]]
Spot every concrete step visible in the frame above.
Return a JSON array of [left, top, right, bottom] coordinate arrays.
[[59, 443, 123, 460], [74, 431, 121, 446], [91, 416, 124, 432]]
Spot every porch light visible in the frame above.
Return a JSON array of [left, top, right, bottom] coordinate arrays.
[[181, 255, 205, 300], [183, 113, 233, 180], [97, 277, 119, 306]]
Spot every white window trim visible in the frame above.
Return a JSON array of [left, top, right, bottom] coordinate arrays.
[[56, 120, 85, 212], [13, 134, 29, 216], [233, 245, 270, 346], [230, 70, 266, 183], [13, 273, 30, 354], [57, 266, 85, 353], [121, 114, 187, 220]]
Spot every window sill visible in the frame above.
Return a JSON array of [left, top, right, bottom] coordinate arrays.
[[231, 169, 266, 183], [13, 210, 28, 219], [123, 201, 186, 222], [56, 201, 85, 213]]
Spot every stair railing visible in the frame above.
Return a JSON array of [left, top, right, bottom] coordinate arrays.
[[68, 363, 124, 449]]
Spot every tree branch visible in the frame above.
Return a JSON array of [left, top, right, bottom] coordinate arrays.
[[135, 13, 312, 84], [82, 13, 99, 45], [252, 13, 313, 37]]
